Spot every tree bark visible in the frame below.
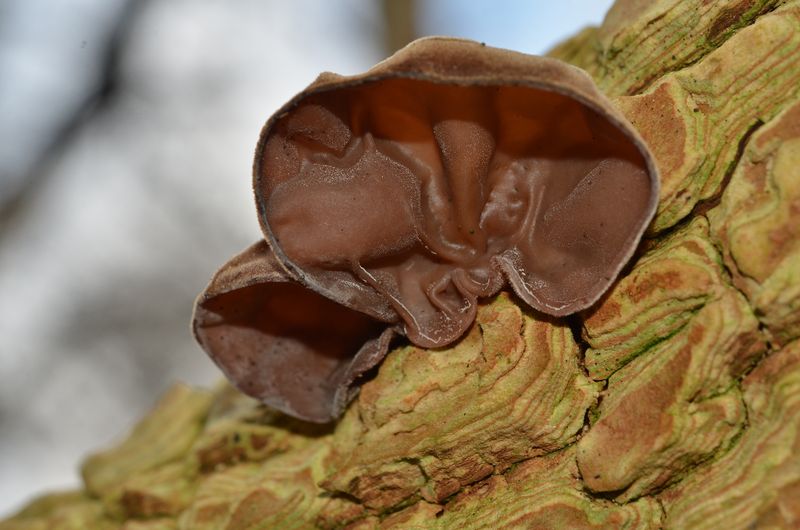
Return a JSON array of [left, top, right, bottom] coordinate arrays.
[[4, 0, 800, 528]]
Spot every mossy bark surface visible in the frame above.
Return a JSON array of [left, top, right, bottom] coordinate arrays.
[[4, 1, 800, 528]]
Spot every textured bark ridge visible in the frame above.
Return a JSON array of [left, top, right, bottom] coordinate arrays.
[[4, 1, 800, 528]]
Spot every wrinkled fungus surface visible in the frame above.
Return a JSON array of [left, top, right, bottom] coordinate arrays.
[[194, 37, 659, 422]]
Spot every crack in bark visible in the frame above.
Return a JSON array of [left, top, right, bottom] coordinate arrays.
[[622, 0, 783, 96], [557, 113, 771, 507], [645, 115, 766, 246], [655, 497, 668, 528], [694, 118, 766, 219]]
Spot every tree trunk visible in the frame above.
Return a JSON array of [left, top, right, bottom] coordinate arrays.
[[4, 0, 800, 528]]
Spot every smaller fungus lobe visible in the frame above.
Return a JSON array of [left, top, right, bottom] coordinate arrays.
[[194, 38, 659, 423], [194, 242, 395, 422]]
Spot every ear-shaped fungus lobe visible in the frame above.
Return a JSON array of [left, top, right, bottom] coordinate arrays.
[[255, 39, 659, 349], [193, 242, 394, 423]]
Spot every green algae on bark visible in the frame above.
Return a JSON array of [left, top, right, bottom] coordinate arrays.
[[578, 218, 766, 501], [582, 217, 744, 380], [660, 340, 800, 528], [551, 0, 792, 97], [81, 385, 213, 499], [578, 221, 765, 502], [552, 1, 800, 233], [613, 5, 800, 233], [430, 448, 663, 530], [0, 493, 115, 530], [320, 293, 598, 512], [708, 98, 800, 347]]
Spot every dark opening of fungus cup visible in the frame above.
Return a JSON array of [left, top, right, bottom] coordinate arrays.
[[193, 37, 660, 423]]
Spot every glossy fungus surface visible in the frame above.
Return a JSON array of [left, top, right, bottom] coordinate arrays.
[[194, 242, 395, 422], [194, 37, 660, 422]]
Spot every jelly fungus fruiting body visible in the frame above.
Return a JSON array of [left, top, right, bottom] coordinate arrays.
[[194, 37, 660, 422]]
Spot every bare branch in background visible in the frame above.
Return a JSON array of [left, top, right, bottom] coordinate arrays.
[[0, 0, 145, 237], [382, 0, 416, 54]]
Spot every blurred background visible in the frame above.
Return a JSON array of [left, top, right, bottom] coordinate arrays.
[[0, 0, 613, 516]]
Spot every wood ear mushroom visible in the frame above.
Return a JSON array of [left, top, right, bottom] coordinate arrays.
[[193, 37, 660, 423]]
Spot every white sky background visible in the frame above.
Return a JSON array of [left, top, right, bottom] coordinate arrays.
[[0, 0, 613, 517], [418, 0, 614, 54]]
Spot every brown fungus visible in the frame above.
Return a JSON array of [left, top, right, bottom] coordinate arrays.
[[193, 241, 396, 423], [194, 37, 659, 423]]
